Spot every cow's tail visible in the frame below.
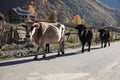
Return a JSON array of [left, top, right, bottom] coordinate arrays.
[[60, 24, 65, 43]]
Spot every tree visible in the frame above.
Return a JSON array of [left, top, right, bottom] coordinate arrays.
[[48, 10, 58, 23], [28, 5, 37, 16], [72, 15, 83, 25]]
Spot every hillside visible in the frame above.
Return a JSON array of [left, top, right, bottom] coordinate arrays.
[[33, 0, 119, 26], [0, 0, 120, 26], [100, 0, 120, 8]]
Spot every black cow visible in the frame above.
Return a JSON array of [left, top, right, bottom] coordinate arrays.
[[98, 29, 110, 48], [75, 25, 93, 53]]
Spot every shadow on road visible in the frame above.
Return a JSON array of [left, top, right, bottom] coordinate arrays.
[[0, 46, 102, 67], [0, 50, 81, 66], [91, 47, 102, 50], [43, 50, 82, 60], [77, 46, 102, 52], [0, 58, 33, 67]]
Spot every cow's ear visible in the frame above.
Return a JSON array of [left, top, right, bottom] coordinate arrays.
[[33, 23, 40, 29], [21, 23, 27, 28]]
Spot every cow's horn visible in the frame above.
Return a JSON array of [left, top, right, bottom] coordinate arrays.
[[33, 23, 40, 29]]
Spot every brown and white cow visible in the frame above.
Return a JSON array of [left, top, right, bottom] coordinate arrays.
[[21, 22, 65, 59]]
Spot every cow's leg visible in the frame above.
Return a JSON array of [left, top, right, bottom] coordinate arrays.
[[57, 39, 65, 56], [60, 40, 64, 55], [81, 42, 85, 53], [34, 41, 45, 60], [57, 47, 60, 57], [104, 43, 106, 47], [47, 44, 50, 53], [88, 41, 91, 52], [45, 44, 48, 53], [101, 41, 103, 48], [0, 45, 2, 56], [108, 40, 110, 46], [104, 41, 107, 47], [42, 46, 46, 59], [45, 44, 50, 53], [34, 47, 39, 60]]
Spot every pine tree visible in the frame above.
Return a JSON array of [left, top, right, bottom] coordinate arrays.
[[48, 10, 58, 23]]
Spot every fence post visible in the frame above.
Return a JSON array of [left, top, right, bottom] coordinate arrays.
[[7, 26, 13, 44], [67, 29, 72, 41], [13, 29, 19, 44]]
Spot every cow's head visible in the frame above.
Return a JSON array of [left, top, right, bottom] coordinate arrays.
[[74, 24, 87, 34], [21, 23, 33, 39], [21, 22, 42, 41], [31, 23, 44, 44], [21, 23, 33, 31], [98, 28, 109, 33]]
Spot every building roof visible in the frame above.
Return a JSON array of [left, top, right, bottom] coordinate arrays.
[[12, 8, 34, 16]]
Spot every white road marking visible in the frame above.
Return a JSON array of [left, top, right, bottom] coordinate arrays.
[[107, 62, 118, 69], [88, 62, 119, 80], [27, 72, 90, 80]]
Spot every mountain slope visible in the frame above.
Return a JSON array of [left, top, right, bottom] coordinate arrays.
[[0, 0, 120, 26], [34, 0, 119, 26]]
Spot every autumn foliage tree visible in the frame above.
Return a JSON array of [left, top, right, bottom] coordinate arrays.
[[72, 15, 84, 25], [28, 5, 37, 16]]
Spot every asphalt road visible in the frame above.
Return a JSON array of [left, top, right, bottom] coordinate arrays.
[[0, 41, 120, 80]]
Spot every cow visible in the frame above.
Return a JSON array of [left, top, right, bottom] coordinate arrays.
[[98, 28, 110, 48], [21, 22, 65, 60], [74, 24, 93, 53]]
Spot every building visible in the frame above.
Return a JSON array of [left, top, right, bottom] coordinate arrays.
[[6, 8, 35, 23]]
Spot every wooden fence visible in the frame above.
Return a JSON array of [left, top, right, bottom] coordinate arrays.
[[1, 25, 120, 58], [1, 25, 120, 46], [1, 26, 26, 45], [65, 27, 120, 43]]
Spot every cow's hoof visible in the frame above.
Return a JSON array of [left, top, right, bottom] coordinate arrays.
[[88, 50, 90, 52], [82, 51, 84, 53], [33, 55, 38, 60], [104, 46, 106, 48], [33, 57, 38, 60], [42, 56, 46, 59], [56, 54, 60, 57], [48, 50, 50, 53], [82, 50, 84, 53], [62, 52, 65, 55]]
